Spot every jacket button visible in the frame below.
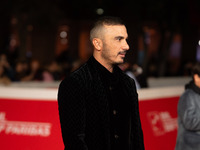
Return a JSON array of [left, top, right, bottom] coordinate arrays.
[[109, 86, 113, 90], [114, 134, 119, 139], [113, 110, 117, 115]]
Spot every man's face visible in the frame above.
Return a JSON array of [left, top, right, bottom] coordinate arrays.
[[194, 74, 200, 88], [100, 25, 129, 65]]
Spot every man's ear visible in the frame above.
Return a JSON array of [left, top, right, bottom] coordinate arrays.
[[194, 74, 200, 82], [92, 38, 102, 51], [194, 74, 200, 88]]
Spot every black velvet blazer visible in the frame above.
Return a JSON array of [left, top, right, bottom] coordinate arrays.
[[58, 56, 145, 150]]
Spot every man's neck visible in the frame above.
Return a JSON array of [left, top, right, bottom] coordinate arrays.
[[93, 54, 114, 73]]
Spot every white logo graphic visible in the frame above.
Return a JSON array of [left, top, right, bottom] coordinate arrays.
[[0, 112, 52, 137], [147, 111, 177, 136]]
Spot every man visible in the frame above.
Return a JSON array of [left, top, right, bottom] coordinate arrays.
[[175, 63, 200, 150], [58, 16, 145, 150]]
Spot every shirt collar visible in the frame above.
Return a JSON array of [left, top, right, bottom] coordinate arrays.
[[90, 56, 119, 86]]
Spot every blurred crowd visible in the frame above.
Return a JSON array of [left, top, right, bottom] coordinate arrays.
[[0, 53, 82, 85], [1, 16, 198, 88], [0, 52, 149, 89]]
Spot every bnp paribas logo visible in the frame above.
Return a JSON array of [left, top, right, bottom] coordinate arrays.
[[0, 112, 52, 137], [147, 111, 178, 136]]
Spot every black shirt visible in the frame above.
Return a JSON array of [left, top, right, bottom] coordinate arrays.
[[92, 57, 131, 150]]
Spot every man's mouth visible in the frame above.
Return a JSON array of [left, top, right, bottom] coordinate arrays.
[[118, 51, 126, 57]]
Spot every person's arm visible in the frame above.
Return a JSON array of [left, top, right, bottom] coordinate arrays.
[[58, 77, 88, 150], [178, 93, 200, 131], [129, 78, 145, 150]]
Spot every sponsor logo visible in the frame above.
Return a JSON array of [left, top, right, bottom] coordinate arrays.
[[0, 112, 51, 137], [147, 111, 177, 136]]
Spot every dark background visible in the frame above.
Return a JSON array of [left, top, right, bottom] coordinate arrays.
[[0, 0, 200, 77]]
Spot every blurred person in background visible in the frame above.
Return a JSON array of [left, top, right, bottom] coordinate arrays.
[[0, 53, 15, 81], [175, 62, 200, 150], [132, 64, 148, 88], [58, 16, 144, 150], [29, 59, 43, 81], [43, 61, 62, 82], [167, 32, 182, 76], [14, 59, 29, 81], [118, 62, 141, 90], [15, 59, 43, 81], [0, 64, 11, 85]]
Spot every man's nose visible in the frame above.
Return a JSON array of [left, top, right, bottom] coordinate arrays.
[[123, 41, 129, 50]]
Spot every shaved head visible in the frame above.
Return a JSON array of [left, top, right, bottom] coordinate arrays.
[[90, 16, 125, 42]]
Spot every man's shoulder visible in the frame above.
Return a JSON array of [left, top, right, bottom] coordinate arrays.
[[178, 89, 198, 107], [115, 66, 136, 88], [182, 89, 195, 97], [71, 63, 88, 77], [118, 68, 135, 83], [182, 88, 200, 100], [61, 60, 93, 85]]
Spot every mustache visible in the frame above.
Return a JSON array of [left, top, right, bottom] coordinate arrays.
[[118, 51, 127, 55]]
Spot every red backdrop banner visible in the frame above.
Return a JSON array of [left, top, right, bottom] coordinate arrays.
[[0, 87, 181, 150], [139, 97, 179, 150], [0, 98, 64, 150]]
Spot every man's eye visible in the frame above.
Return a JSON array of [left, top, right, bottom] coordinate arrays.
[[117, 38, 122, 41]]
